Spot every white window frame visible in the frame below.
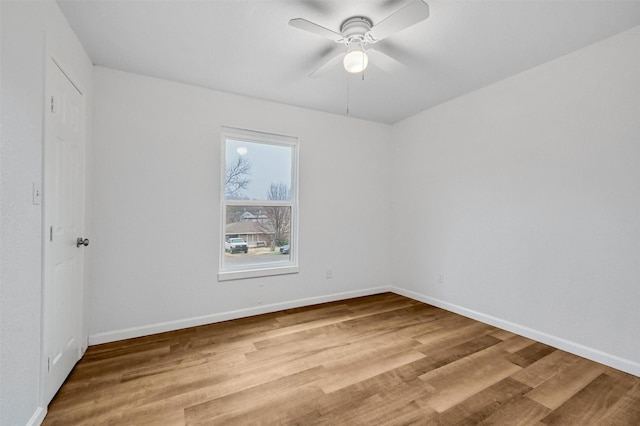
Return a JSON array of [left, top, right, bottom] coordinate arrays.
[[218, 126, 299, 281]]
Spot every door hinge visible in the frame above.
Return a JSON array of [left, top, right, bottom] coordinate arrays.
[[47, 355, 52, 372], [50, 226, 53, 242], [50, 96, 55, 113]]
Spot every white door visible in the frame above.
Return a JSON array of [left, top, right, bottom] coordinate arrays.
[[42, 57, 87, 405]]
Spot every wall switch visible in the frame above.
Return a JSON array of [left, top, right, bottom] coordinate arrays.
[[325, 269, 333, 279], [438, 273, 445, 284], [32, 182, 42, 205]]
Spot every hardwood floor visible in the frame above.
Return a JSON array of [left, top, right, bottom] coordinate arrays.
[[43, 293, 640, 425]]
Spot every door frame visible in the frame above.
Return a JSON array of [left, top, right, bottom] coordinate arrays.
[[40, 43, 89, 409]]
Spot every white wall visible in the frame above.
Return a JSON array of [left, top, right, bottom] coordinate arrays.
[[391, 26, 640, 376], [0, 1, 93, 425], [88, 67, 392, 342]]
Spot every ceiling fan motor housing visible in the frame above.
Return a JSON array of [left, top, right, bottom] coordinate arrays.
[[340, 17, 373, 45]]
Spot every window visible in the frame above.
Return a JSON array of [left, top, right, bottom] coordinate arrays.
[[219, 127, 298, 281]]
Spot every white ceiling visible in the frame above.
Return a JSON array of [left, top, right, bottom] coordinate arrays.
[[57, 0, 640, 124]]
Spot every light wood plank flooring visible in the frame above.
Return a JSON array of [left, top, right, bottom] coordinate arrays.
[[44, 293, 640, 425]]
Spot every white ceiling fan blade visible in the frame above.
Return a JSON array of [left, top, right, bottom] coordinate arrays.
[[309, 49, 344, 78], [366, 0, 430, 42], [289, 18, 343, 42], [367, 48, 406, 74]]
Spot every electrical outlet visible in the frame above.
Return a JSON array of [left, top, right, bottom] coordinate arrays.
[[325, 269, 333, 279], [438, 273, 445, 284]]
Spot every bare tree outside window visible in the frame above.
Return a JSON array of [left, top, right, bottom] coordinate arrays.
[[225, 156, 252, 199], [262, 183, 291, 249]]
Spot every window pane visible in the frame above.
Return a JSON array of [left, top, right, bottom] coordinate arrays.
[[225, 139, 292, 201], [224, 205, 292, 268]]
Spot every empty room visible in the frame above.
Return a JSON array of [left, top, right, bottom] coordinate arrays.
[[1, 0, 640, 425]]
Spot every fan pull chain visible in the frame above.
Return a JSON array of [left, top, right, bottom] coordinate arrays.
[[346, 76, 350, 115], [346, 70, 366, 116]]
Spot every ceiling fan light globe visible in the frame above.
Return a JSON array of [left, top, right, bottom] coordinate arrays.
[[343, 49, 368, 73]]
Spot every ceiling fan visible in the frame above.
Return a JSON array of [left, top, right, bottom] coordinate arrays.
[[289, 0, 430, 77]]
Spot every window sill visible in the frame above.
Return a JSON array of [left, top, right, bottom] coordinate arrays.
[[218, 265, 299, 282]]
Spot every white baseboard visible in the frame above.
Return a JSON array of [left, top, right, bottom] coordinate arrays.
[[87, 285, 640, 377], [391, 286, 640, 377], [88, 287, 390, 345], [26, 406, 46, 426]]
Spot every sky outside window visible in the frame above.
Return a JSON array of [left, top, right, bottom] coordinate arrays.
[[225, 138, 292, 201]]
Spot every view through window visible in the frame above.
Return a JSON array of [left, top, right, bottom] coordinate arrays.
[[219, 127, 298, 280]]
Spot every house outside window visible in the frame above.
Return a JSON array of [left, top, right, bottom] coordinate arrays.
[[219, 127, 299, 281]]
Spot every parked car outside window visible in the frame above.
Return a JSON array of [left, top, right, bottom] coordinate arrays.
[[225, 238, 248, 254]]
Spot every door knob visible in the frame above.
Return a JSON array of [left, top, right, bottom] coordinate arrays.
[[76, 238, 90, 247]]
